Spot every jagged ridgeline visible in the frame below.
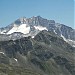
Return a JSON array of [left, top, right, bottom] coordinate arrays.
[[0, 30, 75, 75], [0, 16, 75, 47]]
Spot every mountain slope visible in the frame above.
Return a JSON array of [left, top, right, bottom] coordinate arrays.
[[0, 30, 75, 75]]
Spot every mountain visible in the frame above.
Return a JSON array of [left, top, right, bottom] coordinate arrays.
[[0, 16, 75, 75], [0, 30, 75, 75], [0, 16, 75, 47]]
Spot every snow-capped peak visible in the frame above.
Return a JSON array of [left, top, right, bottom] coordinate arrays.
[[0, 16, 75, 47]]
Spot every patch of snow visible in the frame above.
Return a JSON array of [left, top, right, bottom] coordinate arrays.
[[0, 52, 5, 55], [54, 30, 57, 34], [0, 30, 6, 34], [68, 39, 75, 42], [67, 39, 75, 47], [61, 34, 75, 47], [14, 58, 18, 62], [61, 34, 67, 42], [73, 45, 75, 47], [32, 36, 35, 38], [0, 32, 5, 34], [7, 24, 30, 34], [34, 26, 48, 31]]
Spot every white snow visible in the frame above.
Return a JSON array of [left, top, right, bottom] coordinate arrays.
[[68, 39, 75, 42], [0, 30, 6, 34], [7, 24, 18, 34], [67, 39, 75, 47], [7, 24, 30, 34], [0, 32, 5, 34], [61, 34, 67, 42], [0, 29, 8, 34], [34, 26, 48, 31], [14, 58, 18, 62], [32, 36, 35, 38], [0, 52, 5, 55], [54, 30, 57, 34], [73, 45, 75, 47], [61, 34, 75, 47]]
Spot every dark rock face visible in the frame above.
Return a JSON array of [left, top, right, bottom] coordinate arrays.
[[31, 50, 53, 61], [54, 56, 75, 75], [54, 56, 68, 65], [0, 30, 75, 75], [0, 53, 9, 64], [0, 37, 33, 58]]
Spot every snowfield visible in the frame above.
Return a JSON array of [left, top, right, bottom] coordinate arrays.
[[7, 24, 30, 34]]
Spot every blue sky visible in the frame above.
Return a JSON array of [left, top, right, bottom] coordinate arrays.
[[0, 0, 74, 28]]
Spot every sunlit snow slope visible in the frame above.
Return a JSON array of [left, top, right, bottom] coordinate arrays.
[[7, 24, 30, 34]]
